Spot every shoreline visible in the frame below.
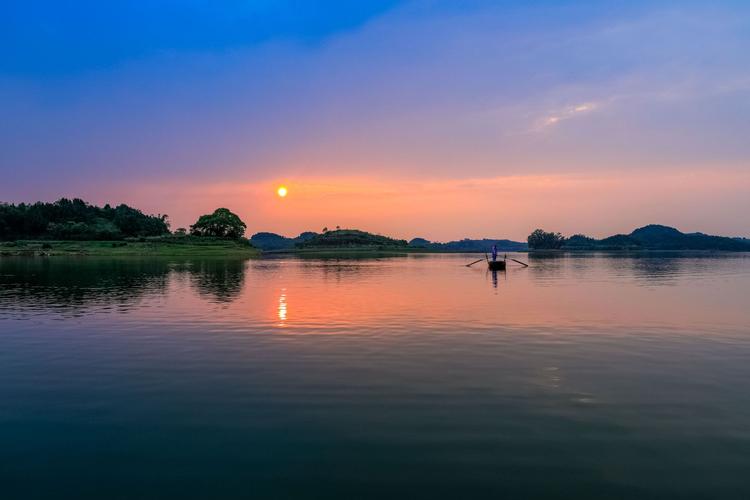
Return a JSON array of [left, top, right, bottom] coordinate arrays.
[[263, 247, 750, 255], [3, 241, 748, 258], [0, 240, 260, 257]]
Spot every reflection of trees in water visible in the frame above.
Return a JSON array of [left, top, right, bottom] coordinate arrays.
[[604, 253, 693, 285], [0, 258, 170, 315], [527, 252, 568, 284], [186, 259, 247, 303], [304, 259, 386, 285], [527, 251, 723, 286], [0, 257, 251, 316]]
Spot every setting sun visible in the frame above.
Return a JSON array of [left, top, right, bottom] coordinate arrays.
[[277, 186, 288, 198]]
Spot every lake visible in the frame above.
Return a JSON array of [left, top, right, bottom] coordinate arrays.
[[2, 253, 750, 499]]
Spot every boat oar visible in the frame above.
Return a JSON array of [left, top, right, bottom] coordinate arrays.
[[510, 258, 529, 267], [466, 259, 484, 267]]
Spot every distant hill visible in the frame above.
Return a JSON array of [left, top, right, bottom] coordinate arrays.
[[408, 237, 431, 247], [558, 224, 750, 251], [249, 231, 317, 250], [409, 237, 527, 252], [297, 229, 407, 249], [254, 230, 523, 252]]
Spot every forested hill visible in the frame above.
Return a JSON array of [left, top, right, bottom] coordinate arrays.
[[588, 224, 750, 250], [297, 229, 408, 248], [249, 231, 318, 250], [531, 224, 750, 251], [0, 199, 169, 240]]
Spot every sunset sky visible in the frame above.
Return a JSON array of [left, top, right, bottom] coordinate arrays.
[[2, 0, 749, 241]]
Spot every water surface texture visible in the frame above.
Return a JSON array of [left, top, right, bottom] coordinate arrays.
[[2, 253, 750, 499]]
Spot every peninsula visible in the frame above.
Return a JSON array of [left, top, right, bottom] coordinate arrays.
[[0, 199, 258, 257]]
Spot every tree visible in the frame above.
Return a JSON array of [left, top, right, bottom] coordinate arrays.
[[0, 198, 168, 241], [174, 227, 187, 236], [190, 208, 247, 239], [527, 229, 565, 249]]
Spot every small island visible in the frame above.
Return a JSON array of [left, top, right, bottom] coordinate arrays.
[[251, 229, 528, 253]]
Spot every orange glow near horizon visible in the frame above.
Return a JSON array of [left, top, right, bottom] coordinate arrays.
[[93, 169, 750, 241]]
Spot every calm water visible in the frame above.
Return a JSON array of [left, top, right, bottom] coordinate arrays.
[[2, 253, 750, 499]]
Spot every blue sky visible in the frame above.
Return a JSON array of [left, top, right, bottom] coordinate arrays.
[[2, 1, 401, 75], [2, 1, 749, 238]]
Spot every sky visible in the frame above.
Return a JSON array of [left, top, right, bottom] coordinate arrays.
[[2, 0, 749, 241]]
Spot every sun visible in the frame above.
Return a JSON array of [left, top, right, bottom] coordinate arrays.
[[277, 185, 288, 198]]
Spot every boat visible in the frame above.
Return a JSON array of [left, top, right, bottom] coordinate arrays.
[[487, 259, 506, 271]]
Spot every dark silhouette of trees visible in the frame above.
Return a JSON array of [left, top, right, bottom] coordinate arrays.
[[190, 208, 246, 239], [527, 229, 565, 249], [297, 229, 407, 248], [0, 198, 169, 241]]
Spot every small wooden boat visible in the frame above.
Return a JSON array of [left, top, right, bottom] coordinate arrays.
[[487, 259, 506, 271]]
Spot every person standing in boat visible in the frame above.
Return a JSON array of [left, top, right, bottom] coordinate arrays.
[[491, 244, 498, 262]]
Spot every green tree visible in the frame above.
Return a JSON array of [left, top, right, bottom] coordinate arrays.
[[0, 198, 168, 241], [527, 229, 565, 249], [190, 208, 247, 239]]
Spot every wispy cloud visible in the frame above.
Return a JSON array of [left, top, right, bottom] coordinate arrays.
[[534, 102, 600, 131]]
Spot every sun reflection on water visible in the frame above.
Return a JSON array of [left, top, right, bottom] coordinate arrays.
[[277, 288, 287, 325]]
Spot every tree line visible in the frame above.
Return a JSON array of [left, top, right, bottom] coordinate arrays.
[[0, 199, 169, 241], [0, 199, 251, 242], [527, 229, 566, 249]]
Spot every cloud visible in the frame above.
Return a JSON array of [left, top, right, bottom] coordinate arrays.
[[535, 102, 600, 130]]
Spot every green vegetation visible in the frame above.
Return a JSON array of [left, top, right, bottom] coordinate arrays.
[[190, 208, 247, 239], [0, 236, 259, 257], [0, 200, 257, 257], [0, 198, 169, 240], [527, 229, 565, 250], [528, 225, 750, 251], [296, 229, 408, 249]]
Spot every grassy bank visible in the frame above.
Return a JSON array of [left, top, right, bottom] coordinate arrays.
[[0, 237, 260, 257]]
